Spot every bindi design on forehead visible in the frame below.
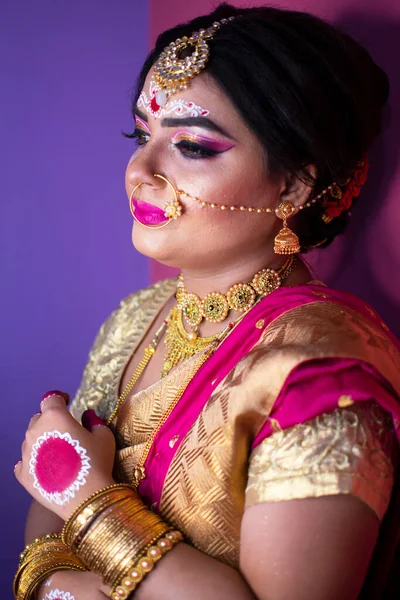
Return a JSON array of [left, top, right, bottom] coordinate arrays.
[[29, 430, 91, 506], [43, 590, 76, 600], [138, 80, 209, 119]]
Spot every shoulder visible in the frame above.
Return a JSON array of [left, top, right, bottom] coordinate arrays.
[[259, 283, 399, 363], [260, 283, 400, 398], [70, 277, 176, 420], [97, 277, 176, 339]]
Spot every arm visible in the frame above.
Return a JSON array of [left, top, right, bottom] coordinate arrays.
[[131, 495, 377, 600], [134, 398, 395, 599], [25, 501, 64, 544], [22, 497, 378, 600]]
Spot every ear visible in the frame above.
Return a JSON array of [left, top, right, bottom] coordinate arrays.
[[278, 165, 317, 209]]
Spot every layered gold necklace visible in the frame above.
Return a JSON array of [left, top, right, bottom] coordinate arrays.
[[163, 256, 296, 377], [108, 256, 297, 487]]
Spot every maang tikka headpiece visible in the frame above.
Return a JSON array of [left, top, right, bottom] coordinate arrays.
[[139, 17, 235, 118]]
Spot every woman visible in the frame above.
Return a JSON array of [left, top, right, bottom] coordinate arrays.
[[14, 4, 400, 600]]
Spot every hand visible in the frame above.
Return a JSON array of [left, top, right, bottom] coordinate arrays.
[[37, 569, 111, 599], [15, 392, 116, 520]]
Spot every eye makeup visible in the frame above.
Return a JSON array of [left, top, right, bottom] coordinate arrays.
[[172, 131, 235, 152], [135, 116, 151, 133]]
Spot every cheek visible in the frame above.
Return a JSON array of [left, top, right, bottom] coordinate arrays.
[[34, 437, 82, 493]]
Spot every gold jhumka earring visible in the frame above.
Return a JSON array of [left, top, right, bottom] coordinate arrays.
[[274, 201, 300, 255]]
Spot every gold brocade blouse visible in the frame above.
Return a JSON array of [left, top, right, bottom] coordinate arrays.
[[70, 279, 399, 568]]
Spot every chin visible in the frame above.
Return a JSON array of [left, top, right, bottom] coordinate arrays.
[[131, 225, 183, 268]]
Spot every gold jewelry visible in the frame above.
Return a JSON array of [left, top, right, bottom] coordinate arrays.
[[152, 18, 235, 107], [154, 173, 183, 220], [131, 340, 218, 487], [110, 530, 183, 600], [177, 181, 337, 215], [162, 306, 220, 378], [17, 533, 62, 566], [177, 256, 295, 329], [129, 174, 182, 230], [274, 201, 300, 255], [177, 188, 275, 214], [62, 485, 183, 599], [62, 483, 138, 549], [13, 534, 86, 600], [108, 258, 296, 486], [107, 320, 168, 425]]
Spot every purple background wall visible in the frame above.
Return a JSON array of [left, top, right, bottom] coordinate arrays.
[[3, 0, 400, 595], [1, 1, 149, 594]]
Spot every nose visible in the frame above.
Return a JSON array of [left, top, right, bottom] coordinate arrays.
[[125, 140, 163, 194]]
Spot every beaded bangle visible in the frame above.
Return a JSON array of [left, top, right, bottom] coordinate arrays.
[[110, 530, 184, 600]]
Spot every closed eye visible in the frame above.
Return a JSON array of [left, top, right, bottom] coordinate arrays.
[[129, 128, 150, 145]]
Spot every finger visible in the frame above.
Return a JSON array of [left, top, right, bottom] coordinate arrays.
[[81, 409, 109, 432], [81, 410, 115, 449], [28, 413, 42, 429], [40, 390, 70, 411], [14, 460, 22, 481], [40, 391, 69, 412]]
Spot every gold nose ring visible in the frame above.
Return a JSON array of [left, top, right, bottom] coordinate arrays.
[[129, 174, 182, 230]]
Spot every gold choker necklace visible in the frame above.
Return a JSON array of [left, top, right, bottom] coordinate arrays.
[[176, 256, 296, 329], [162, 256, 296, 377]]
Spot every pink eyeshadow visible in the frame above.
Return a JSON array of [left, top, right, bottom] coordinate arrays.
[[135, 116, 150, 132], [35, 437, 82, 493], [172, 131, 234, 152]]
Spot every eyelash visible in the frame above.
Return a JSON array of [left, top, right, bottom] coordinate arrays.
[[128, 128, 220, 160]]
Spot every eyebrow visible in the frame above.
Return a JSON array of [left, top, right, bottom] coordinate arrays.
[[133, 107, 235, 140]]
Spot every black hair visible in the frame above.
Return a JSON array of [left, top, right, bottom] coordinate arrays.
[[133, 3, 389, 251]]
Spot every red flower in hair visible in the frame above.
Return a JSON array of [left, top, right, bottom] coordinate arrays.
[[324, 155, 369, 220]]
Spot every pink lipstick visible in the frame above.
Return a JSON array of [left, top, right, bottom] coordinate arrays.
[[131, 197, 169, 225]]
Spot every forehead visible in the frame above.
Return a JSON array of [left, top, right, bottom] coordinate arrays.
[[139, 66, 248, 133]]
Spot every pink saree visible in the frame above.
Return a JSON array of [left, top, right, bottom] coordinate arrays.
[[71, 278, 400, 596], [136, 283, 400, 508]]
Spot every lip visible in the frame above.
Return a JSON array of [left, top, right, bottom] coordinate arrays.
[[131, 197, 169, 225]]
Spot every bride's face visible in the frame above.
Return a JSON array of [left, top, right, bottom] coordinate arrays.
[[125, 68, 284, 272]]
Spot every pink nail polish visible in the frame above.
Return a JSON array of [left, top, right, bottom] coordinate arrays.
[[81, 409, 108, 432]]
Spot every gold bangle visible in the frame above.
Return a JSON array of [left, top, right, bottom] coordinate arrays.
[[14, 556, 86, 600], [18, 534, 62, 566], [62, 483, 136, 547], [67, 493, 139, 551], [110, 530, 184, 600], [79, 505, 168, 584], [13, 535, 87, 600], [62, 484, 183, 593]]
